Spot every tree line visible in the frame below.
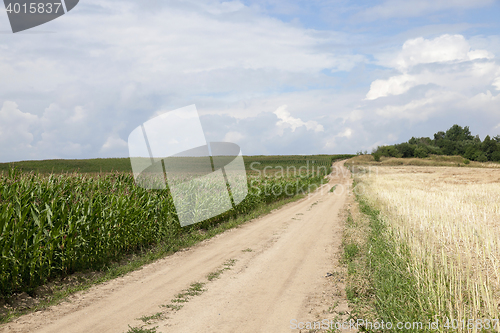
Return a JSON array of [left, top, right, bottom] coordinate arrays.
[[372, 125, 500, 162]]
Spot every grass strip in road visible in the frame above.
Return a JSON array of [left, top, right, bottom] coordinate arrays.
[[160, 281, 207, 312], [125, 325, 159, 333], [206, 259, 237, 281], [129, 259, 238, 332], [137, 312, 165, 324]]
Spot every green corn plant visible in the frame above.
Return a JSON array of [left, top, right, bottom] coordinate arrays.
[[0, 162, 330, 297]]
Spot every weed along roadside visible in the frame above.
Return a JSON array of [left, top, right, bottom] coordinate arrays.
[[344, 165, 500, 333], [344, 193, 430, 331]]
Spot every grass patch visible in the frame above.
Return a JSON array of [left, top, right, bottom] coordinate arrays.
[[329, 185, 337, 192], [346, 154, 500, 168], [170, 298, 188, 303], [174, 282, 206, 300], [160, 281, 207, 311], [343, 243, 359, 262], [125, 325, 158, 333], [206, 271, 224, 281], [206, 259, 237, 281], [224, 259, 236, 267], [359, 198, 430, 324], [242, 248, 253, 252], [344, 191, 437, 332], [160, 304, 183, 311], [138, 312, 165, 324]]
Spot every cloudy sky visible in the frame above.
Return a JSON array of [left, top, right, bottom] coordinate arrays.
[[1, 0, 500, 162]]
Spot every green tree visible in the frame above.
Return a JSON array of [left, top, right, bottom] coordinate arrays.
[[409, 137, 432, 146], [434, 131, 445, 143], [441, 140, 458, 155], [477, 153, 488, 162], [395, 143, 415, 158], [370, 125, 500, 162], [482, 135, 498, 160], [491, 151, 500, 162], [464, 145, 481, 161], [445, 125, 474, 142], [375, 145, 400, 158], [414, 146, 428, 158]]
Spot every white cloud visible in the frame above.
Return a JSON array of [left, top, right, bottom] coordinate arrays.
[[224, 131, 244, 143], [366, 34, 500, 110], [70, 0, 360, 79], [2, 1, 500, 161], [322, 127, 354, 150], [467, 90, 500, 113], [0, 0, 364, 106], [350, 33, 500, 150], [492, 77, 500, 90], [338, 128, 353, 138], [0, 101, 113, 162], [375, 90, 459, 121], [0, 101, 38, 156], [366, 74, 417, 100], [274, 105, 324, 135], [100, 134, 128, 153], [392, 34, 493, 72], [0, 0, 368, 161], [40, 104, 88, 129], [357, 0, 494, 21], [201, 0, 246, 14], [69, 106, 86, 123]]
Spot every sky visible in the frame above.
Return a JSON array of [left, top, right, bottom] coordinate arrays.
[[1, 0, 500, 162]]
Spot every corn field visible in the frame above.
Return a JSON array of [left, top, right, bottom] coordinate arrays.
[[0, 165, 328, 297]]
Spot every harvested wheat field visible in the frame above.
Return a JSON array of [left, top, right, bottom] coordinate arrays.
[[353, 165, 500, 331]]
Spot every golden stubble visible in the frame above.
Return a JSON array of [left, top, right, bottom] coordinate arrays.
[[356, 166, 500, 331]]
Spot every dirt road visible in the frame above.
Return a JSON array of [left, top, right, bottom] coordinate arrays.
[[2, 161, 352, 333]]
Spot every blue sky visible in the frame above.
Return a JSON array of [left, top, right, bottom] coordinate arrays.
[[1, 0, 500, 162]]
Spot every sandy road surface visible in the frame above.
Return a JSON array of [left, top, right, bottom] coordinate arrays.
[[2, 161, 352, 333]]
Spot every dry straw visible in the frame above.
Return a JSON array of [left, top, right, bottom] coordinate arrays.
[[356, 166, 500, 332]]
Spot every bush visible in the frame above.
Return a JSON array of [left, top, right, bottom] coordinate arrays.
[[373, 153, 381, 162], [371, 125, 499, 162], [477, 153, 488, 162], [491, 151, 500, 162], [395, 143, 416, 158], [464, 145, 480, 160], [380, 145, 400, 157], [414, 146, 428, 158]]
